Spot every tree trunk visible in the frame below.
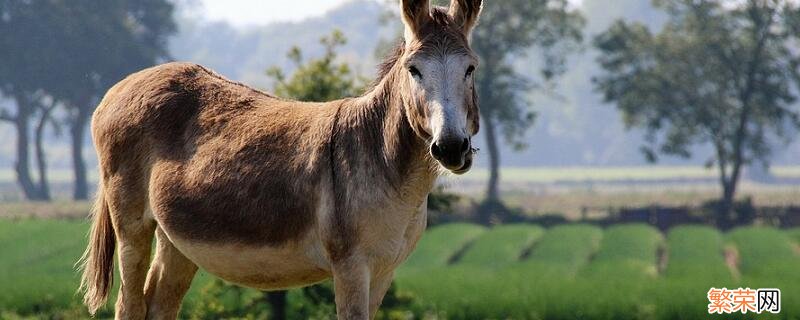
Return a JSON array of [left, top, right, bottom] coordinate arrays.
[[483, 115, 500, 203], [716, 158, 743, 229], [267, 291, 287, 320], [719, 178, 735, 228], [474, 113, 506, 225], [13, 109, 47, 200], [70, 106, 90, 200], [33, 105, 54, 200]]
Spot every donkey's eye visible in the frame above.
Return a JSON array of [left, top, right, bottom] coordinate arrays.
[[408, 66, 422, 79], [465, 65, 475, 78]]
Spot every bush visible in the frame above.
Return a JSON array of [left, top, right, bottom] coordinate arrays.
[[187, 278, 418, 320], [188, 279, 270, 320]]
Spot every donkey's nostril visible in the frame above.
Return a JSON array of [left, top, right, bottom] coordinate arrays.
[[430, 142, 444, 160], [460, 138, 470, 153]]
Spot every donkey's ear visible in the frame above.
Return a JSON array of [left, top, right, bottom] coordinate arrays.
[[401, 0, 431, 41], [449, 0, 482, 36]]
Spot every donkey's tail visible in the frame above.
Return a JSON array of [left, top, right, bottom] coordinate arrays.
[[77, 186, 116, 315]]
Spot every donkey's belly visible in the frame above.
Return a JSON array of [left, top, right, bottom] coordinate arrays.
[[166, 231, 332, 290]]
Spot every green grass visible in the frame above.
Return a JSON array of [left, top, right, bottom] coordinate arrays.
[[521, 224, 602, 276], [787, 227, 800, 244], [401, 223, 486, 269], [581, 224, 662, 279], [456, 224, 543, 267], [727, 227, 800, 278], [0, 219, 89, 313], [664, 225, 733, 282], [725, 227, 800, 319]]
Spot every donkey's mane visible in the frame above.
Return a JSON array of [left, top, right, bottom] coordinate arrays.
[[374, 41, 405, 86]]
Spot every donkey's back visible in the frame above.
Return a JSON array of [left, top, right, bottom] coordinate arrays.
[[92, 61, 337, 244]]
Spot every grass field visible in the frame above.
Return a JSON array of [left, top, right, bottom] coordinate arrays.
[[2, 219, 800, 319]]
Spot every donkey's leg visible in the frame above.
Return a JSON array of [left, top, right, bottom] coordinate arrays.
[[367, 271, 394, 319], [332, 256, 370, 320], [143, 227, 198, 320], [107, 183, 155, 320]]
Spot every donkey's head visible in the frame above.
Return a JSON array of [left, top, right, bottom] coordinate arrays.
[[399, 0, 482, 174]]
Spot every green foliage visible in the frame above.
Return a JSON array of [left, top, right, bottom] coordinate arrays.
[[188, 278, 269, 320], [425, 185, 462, 226], [457, 224, 543, 268], [583, 224, 663, 279], [426, 185, 460, 213], [522, 224, 603, 275], [266, 30, 366, 102], [727, 226, 800, 278], [187, 278, 417, 320], [0, 219, 88, 314], [0, 0, 176, 112], [0, 0, 176, 200], [787, 227, 800, 243], [592, 224, 662, 263], [593, 0, 800, 219], [286, 282, 337, 320], [664, 225, 732, 282], [595, 0, 800, 164], [464, 0, 585, 204], [401, 223, 486, 269]]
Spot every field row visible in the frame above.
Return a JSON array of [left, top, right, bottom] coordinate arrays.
[[401, 223, 800, 280], [395, 223, 800, 319]]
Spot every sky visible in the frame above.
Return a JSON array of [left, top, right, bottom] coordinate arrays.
[[198, 0, 357, 27], [198, 0, 584, 27]]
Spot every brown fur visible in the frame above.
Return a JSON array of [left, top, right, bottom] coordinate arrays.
[[78, 1, 482, 318]]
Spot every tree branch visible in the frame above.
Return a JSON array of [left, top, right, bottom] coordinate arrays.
[[729, 0, 777, 188]]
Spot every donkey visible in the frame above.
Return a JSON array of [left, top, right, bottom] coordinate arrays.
[[78, 0, 482, 318]]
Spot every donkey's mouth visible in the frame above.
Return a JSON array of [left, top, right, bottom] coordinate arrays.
[[450, 155, 473, 175]]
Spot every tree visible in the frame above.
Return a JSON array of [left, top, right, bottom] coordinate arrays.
[[0, 0, 176, 200], [267, 30, 365, 102], [593, 0, 800, 226], [55, 0, 176, 200], [0, 0, 69, 200], [470, 0, 583, 221]]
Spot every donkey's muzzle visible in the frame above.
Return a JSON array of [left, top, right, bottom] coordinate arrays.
[[430, 138, 472, 173]]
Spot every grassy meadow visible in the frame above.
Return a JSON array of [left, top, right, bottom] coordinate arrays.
[[2, 219, 799, 319]]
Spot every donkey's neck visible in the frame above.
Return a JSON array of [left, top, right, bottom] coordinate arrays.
[[334, 71, 437, 196]]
